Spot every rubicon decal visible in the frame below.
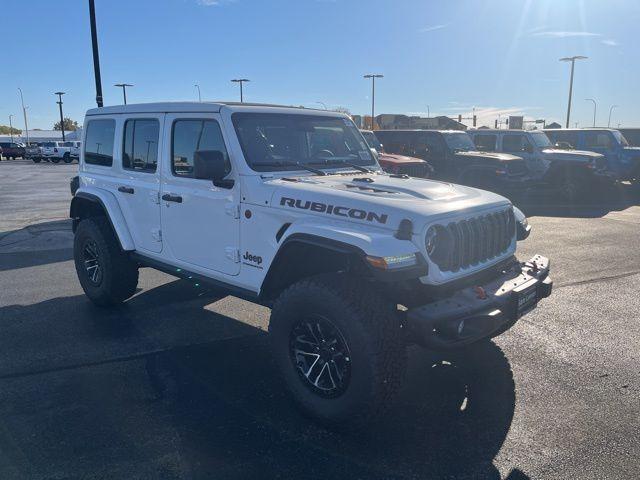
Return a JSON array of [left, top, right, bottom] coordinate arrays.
[[280, 197, 388, 224]]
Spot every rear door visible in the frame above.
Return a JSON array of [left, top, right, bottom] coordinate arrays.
[[160, 113, 240, 276], [114, 114, 164, 253]]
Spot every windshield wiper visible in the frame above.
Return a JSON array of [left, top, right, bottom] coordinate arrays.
[[257, 161, 326, 176], [309, 158, 374, 173]]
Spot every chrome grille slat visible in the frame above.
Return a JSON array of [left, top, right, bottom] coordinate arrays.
[[431, 208, 514, 273]]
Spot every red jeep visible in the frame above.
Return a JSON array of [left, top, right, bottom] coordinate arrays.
[[361, 130, 433, 178]]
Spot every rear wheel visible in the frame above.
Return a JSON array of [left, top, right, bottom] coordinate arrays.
[[63, 153, 72, 163], [74, 217, 139, 307], [51, 157, 61, 164], [32, 158, 41, 163], [269, 273, 406, 428]]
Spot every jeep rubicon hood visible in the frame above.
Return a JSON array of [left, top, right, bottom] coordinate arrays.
[[268, 173, 511, 232], [378, 152, 426, 165], [455, 151, 523, 163], [541, 148, 604, 163]]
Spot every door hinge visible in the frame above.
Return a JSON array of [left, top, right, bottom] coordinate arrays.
[[151, 229, 162, 242], [225, 247, 240, 263], [225, 203, 240, 219]]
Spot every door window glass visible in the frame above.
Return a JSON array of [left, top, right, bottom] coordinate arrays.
[[84, 119, 115, 166], [472, 134, 497, 151], [172, 120, 230, 177], [585, 132, 613, 149], [502, 134, 525, 153], [123, 119, 160, 172]]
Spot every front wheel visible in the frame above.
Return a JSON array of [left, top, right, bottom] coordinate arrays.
[[51, 157, 61, 164], [74, 217, 139, 307], [269, 273, 406, 428], [557, 170, 587, 203], [63, 153, 72, 163], [32, 158, 41, 163]]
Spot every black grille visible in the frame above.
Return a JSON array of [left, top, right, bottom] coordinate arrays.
[[432, 208, 515, 273], [397, 163, 431, 178]]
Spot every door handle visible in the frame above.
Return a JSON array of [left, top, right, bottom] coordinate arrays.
[[162, 193, 183, 203], [118, 186, 135, 194]]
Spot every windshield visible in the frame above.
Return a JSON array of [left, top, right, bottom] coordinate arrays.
[[232, 113, 377, 172], [443, 132, 476, 151], [612, 130, 629, 146], [360, 131, 383, 151], [530, 132, 553, 148]]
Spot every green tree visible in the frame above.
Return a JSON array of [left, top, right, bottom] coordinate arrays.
[[0, 125, 21, 135], [53, 117, 79, 131]]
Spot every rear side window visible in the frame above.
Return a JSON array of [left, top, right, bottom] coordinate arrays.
[[502, 134, 525, 153], [473, 134, 497, 151], [171, 119, 230, 177], [547, 131, 578, 148], [122, 119, 160, 173], [84, 119, 115, 166]]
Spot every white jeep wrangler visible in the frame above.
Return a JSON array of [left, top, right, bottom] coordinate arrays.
[[70, 102, 552, 426]]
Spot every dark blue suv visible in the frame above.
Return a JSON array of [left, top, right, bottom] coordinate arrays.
[[545, 129, 640, 183]]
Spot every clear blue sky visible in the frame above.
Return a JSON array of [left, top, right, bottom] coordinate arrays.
[[2, 0, 638, 130]]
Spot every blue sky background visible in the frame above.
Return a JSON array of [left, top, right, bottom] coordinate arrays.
[[2, 0, 638, 130]]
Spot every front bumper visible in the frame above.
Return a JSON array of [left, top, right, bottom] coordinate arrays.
[[407, 254, 552, 349]]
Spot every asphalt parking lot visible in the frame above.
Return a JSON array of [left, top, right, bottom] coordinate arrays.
[[0, 159, 639, 479]]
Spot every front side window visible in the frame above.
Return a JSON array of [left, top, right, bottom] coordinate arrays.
[[585, 132, 613, 149], [473, 134, 497, 151], [233, 113, 375, 172], [612, 130, 629, 146], [172, 119, 230, 177], [502, 134, 525, 153], [84, 119, 115, 166], [361, 131, 383, 151], [123, 119, 160, 173]]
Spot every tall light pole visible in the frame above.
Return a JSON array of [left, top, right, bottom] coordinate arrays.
[[231, 79, 250, 102], [316, 101, 328, 110], [585, 98, 597, 127], [8, 115, 14, 143], [560, 56, 588, 128], [194, 84, 201, 102], [364, 74, 383, 130], [426, 105, 430, 118], [114, 83, 133, 104], [608, 105, 618, 128], [88, 0, 104, 107], [18, 88, 29, 145], [55, 91, 66, 141]]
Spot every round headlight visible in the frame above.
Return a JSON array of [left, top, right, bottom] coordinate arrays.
[[425, 225, 439, 256]]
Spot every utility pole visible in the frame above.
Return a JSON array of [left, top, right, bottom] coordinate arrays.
[[560, 56, 588, 128], [231, 79, 250, 102], [55, 92, 66, 141], [114, 83, 133, 104], [608, 105, 618, 128], [364, 74, 383, 130], [585, 98, 597, 127], [88, 0, 103, 107], [194, 84, 201, 102], [18, 88, 29, 145], [8, 115, 14, 143]]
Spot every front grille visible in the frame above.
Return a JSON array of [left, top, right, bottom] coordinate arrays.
[[397, 163, 431, 178], [433, 208, 515, 273]]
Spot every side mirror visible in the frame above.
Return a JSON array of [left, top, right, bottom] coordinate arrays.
[[523, 145, 534, 153], [194, 150, 234, 188], [369, 147, 379, 159]]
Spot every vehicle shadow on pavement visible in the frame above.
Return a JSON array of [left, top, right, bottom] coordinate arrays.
[[0, 279, 526, 480], [513, 182, 639, 219]]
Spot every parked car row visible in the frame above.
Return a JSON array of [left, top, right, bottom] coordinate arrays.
[[361, 127, 638, 202], [0, 142, 26, 160], [26, 141, 81, 163]]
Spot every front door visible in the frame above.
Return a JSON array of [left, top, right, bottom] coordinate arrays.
[[160, 114, 240, 276]]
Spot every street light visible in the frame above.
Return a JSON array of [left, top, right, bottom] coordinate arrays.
[[560, 56, 588, 128], [426, 105, 430, 118], [55, 92, 66, 141], [316, 101, 328, 110], [585, 98, 597, 127], [194, 84, 201, 102], [608, 105, 619, 128], [8, 115, 14, 143], [114, 83, 133, 104], [231, 79, 250, 102], [363, 74, 383, 130], [18, 87, 29, 145]]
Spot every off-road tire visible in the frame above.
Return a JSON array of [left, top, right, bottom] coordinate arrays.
[[51, 157, 61, 164], [32, 158, 41, 163], [557, 169, 587, 203], [74, 217, 138, 307], [63, 153, 72, 163], [269, 273, 406, 428]]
